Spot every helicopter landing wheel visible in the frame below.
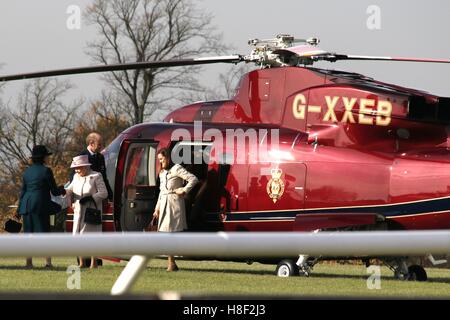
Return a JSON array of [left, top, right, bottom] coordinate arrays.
[[276, 259, 300, 277], [407, 265, 427, 281]]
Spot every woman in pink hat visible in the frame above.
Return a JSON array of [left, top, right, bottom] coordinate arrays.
[[65, 154, 107, 268]]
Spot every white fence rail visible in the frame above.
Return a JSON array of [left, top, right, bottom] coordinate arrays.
[[0, 231, 449, 295]]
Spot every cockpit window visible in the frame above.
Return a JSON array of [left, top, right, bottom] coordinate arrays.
[[103, 135, 123, 190], [124, 144, 157, 187]]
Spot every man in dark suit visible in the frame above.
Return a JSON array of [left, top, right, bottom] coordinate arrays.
[[71, 132, 113, 200]]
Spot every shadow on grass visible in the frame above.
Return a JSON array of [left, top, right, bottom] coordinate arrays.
[[425, 278, 450, 284], [155, 266, 275, 276], [304, 272, 367, 280], [312, 272, 450, 284], [0, 265, 69, 272], [155, 266, 366, 279], [153, 266, 450, 284]]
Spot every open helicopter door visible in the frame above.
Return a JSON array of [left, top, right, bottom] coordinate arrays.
[[170, 141, 213, 230], [121, 142, 159, 231]]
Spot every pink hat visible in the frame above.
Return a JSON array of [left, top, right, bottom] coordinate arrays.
[[70, 155, 91, 168]]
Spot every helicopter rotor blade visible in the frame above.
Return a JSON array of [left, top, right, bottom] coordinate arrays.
[[0, 55, 243, 82], [316, 54, 450, 64]]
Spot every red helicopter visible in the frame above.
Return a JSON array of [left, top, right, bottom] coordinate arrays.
[[3, 34, 450, 280]]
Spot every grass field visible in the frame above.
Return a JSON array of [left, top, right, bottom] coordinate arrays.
[[0, 257, 449, 298]]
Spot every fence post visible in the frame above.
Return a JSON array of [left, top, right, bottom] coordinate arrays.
[[111, 255, 151, 295]]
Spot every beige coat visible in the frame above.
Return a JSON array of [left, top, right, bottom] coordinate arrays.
[[66, 170, 108, 234], [156, 164, 198, 232]]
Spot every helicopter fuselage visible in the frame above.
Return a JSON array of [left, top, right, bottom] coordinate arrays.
[[66, 66, 450, 234]]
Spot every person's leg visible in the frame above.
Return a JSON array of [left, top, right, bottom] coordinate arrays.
[[45, 257, 53, 268], [90, 256, 97, 269], [22, 215, 33, 268], [25, 257, 33, 268], [38, 214, 53, 268], [167, 256, 178, 271]]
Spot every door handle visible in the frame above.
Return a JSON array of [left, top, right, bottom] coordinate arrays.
[[233, 195, 239, 211]]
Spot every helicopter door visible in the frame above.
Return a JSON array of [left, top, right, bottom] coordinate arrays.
[[121, 143, 158, 231], [170, 141, 213, 229]]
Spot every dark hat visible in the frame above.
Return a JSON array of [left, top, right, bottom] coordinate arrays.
[[31, 145, 52, 159], [4, 219, 22, 233]]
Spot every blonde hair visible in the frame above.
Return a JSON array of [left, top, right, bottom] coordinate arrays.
[[86, 132, 101, 146]]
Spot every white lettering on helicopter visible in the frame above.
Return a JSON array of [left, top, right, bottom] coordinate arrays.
[[66, 5, 81, 30], [366, 5, 381, 30], [292, 94, 392, 126]]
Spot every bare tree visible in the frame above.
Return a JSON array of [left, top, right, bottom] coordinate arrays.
[[69, 91, 131, 153], [85, 0, 228, 124], [0, 79, 82, 183], [179, 64, 252, 105]]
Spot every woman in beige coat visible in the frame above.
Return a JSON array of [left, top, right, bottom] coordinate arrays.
[[65, 155, 108, 268], [153, 148, 198, 271]]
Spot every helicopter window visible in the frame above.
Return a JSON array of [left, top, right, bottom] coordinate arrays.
[[408, 96, 438, 121], [438, 98, 450, 122], [124, 144, 157, 187], [104, 135, 122, 190], [171, 141, 212, 180]]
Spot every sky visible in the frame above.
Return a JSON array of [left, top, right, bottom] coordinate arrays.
[[0, 0, 449, 118]]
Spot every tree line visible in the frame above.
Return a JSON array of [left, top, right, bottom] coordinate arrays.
[[0, 0, 247, 222]]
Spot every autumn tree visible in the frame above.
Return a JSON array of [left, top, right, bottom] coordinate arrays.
[[69, 91, 131, 154], [0, 79, 82, 215], [85, 0, 227, 124]]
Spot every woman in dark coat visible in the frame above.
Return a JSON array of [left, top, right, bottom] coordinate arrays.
[[17, 145, 65, 268]]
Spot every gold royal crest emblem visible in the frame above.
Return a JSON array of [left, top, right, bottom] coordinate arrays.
[[266, 168, 285, 203]]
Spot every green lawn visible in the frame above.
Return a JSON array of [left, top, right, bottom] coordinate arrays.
[[0, 257, 449, 298]]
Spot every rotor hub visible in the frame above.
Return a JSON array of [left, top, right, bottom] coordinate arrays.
[[244, 34, 320, 68]]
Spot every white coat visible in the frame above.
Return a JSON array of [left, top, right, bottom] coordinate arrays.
[[66, 170, 108, 234], [156, 164, 198, 232]]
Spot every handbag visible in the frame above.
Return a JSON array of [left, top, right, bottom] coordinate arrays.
[[4, 218, 22, 233], [146, 216, 158, 232], [49, 200, 62, 216], [150, 216, 158, 231], [84, 199, 102, 225]]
